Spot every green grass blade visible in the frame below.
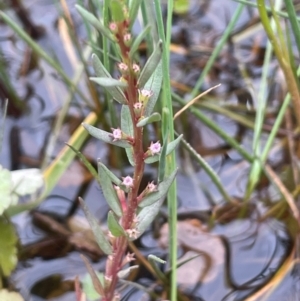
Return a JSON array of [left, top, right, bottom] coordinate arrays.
[[153, 1, 177, 300]]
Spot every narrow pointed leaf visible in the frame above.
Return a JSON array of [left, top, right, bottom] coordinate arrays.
[[137, 113, 161, 127], [129, 25, 151, 57], [98, 161, 122, 186], [82, 123, 131, 148], [92, 53, 111, 78], [121, 105, 134, 136], [78, 197, 113, 255], [98, 164, 122, 216], [138, 168, 177, 208], [80, 254, 105, 297], [107, 211, 125, 237], [121, 105, 135, 166], [81, 272, 105, 301], [125, 147, 135, 166], [67, 144, 101, 187], [144, 60, 163, 116], [92, 54, 128, 104], [90, 77, 128, 88], [144, 134, 183, 164], [136, 188, 168, 238], [75, 5, 114, 41], [129, 0, 143, 27], [138, 40, 163, 88]]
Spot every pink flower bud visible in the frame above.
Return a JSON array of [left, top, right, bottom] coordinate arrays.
[[134, 102, 143, 110], [118, 62, 128, 72], [147, 181, 157, 192], [122, 176, 133, 188], [121, 252, 135, 266], [138, 89, 153, 103], [149, 141, 161, 155], [124, 33, 131, 42], [109, 22, 118, 33], [132, 64, 140, 73], [111, 128, 122, 141], [126, 228, 140, 239]]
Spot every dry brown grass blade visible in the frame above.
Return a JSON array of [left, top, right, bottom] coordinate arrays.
[[264, 164, 299, 221], [245, 243, 295, 301], [173, 84, 221, 120]]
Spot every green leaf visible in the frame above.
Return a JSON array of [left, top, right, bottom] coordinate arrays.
[[110, 0, 125, 22], [0, 166, 14, 215], [81, 272, 104, 301], [144, 60, 163, 117], [107, 211, 125, 237], [136, 194, 165, 238], [90, 77, 128, 88], [98, 162, 122, 187], [78, 197, 113, 255], [92, 54, 128, 104], [0, 290, 24, 301], [121, 105, 135, 166], [139, 168, 178, 208], [129, 0, 144, 27], [98, 164, 122, 216], [82, 123, 131, 148], [0, 217, 18, 276], [144, 134, 183, 164], [138, 40, 163, 88], [67, 144, 101, 187], [125, 147, 135, 166], [136, 112, 161, 127], [129, 25, 151, 57], [121, 105, 134, 136], [75, 5, 114, 41], [80, 254, 105, 297], [92, 53, 111, 78]]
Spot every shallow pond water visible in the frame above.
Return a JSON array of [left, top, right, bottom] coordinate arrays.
[[1, 0, 299, 300]]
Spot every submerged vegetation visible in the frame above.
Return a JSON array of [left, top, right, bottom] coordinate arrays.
[[1, 0, 300, 300]]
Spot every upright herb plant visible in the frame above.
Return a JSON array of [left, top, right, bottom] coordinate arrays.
[[75, 1, 181, 300]]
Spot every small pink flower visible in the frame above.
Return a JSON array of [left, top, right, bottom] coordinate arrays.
[[124, 33, 131, 42], [139, 89, 153, 98], [134, 102, 143, 109], [138, 89, 153, 103], [126, 228, 140, 239], [149, 141, 161, 155], [147, 181, 157, 192], [109, 22, 117, 32], [111, 128, 122, 141], [125, 253, 135, 263], [118, 62, 128, 72], [122, 176, 133, 188], [132, 64, 140, 73]]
